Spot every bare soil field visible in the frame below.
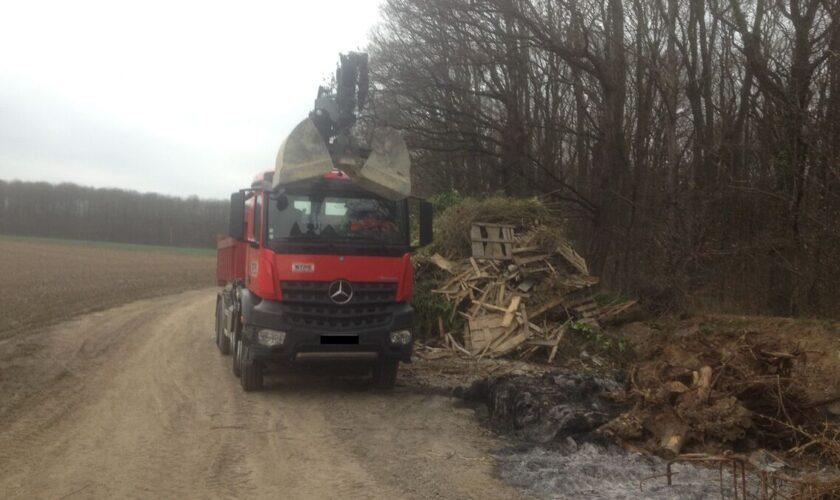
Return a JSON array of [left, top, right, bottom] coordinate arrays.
[[0, 236, 215, 340]]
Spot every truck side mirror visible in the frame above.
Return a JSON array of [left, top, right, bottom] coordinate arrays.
[[418, 201, 433, 247], [229, 192, 246, 241]]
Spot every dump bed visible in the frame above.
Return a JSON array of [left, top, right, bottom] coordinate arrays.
[[216, 235, 247, 285]]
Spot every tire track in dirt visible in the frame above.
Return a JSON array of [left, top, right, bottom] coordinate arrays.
[[0, 289, 522, 499]]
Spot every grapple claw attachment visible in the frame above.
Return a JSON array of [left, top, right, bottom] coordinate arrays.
[[347, 128, 411, 201], [272, 118, 333, 190]]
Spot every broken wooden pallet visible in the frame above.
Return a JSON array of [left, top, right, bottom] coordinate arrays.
[[471, 223, 515, 260]]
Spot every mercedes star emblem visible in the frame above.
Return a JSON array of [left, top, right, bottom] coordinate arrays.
[[328, 279, 353, 305]]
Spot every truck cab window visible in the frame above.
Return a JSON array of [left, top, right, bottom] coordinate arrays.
[[268, 191, 407, 246]]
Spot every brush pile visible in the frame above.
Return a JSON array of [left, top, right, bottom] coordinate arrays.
[[602, 329, 840, 469], [418, 197, 636, 361]]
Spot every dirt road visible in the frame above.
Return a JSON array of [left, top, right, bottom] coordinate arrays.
[[0, 289, 521, 499]]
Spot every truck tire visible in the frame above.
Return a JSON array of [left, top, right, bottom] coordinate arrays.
[[233, 337, 243, 378], [215, 300, 230, 355], [239, 344, 264, 391], [372, 359, 399, 389]]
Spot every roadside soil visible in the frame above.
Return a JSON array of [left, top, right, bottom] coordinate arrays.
[[0, 289, 523, 499], [0, 237, 215, 340]]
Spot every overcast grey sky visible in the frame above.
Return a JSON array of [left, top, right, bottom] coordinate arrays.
[[0, 0, 382, 199]]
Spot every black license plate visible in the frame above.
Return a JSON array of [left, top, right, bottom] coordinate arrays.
[[320, 335, 359, 345]]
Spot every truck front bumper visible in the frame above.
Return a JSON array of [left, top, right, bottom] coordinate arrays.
[[240, 298, 414, 364]]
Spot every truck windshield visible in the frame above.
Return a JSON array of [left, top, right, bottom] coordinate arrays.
[[267, 191, 408, 246]]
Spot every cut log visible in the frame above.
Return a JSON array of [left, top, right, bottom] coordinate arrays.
[[693, 365, 713, 403]]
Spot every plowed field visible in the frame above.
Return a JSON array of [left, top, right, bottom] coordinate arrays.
[[0, 236, 215, 340]]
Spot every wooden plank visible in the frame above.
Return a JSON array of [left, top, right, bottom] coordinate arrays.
[[501, 296, 522, 327], [484, 320, 521, 355], [530, 295, 568, 319], [467, 313, 512, 355], [547, 325, 567, 363], [557, 241, 589, 275], [526, 339, 558, 347], [596, 300, 638, 321], [496, 282, 506, 307], [488, 329, 531, 357], [472, 222, 515, 228], [429, 253, 455, 273], [473, 300, 508, 314], [472, 237, 518, 244], [478, 321, 518, 360], [469, 285, 494, 317], [519, 345, 540, 360], [447, 333, 472, 356], [469, 257, 482, 274], [558, 275, 600, 289], [570, 297, 600, 319], [471, 242, 485, 258], [440, 268, 473, 290], [527, 321, 543, 334], [512, 246, 541, 254], [513, 254, 551, 266]]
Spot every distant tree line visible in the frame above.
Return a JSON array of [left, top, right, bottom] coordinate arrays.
[[0, 180, 228, 248], [367, 0, 840, 317]]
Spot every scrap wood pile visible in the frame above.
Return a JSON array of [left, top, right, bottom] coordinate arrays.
[[601, 331, 840, 470], [421, 219, 637, 362]]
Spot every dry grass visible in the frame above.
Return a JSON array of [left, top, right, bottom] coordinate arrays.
[[430, 196, 557, 259], [0, 236, 215, 339]]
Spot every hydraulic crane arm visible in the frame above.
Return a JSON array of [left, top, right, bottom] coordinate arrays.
[[273, 52, 411, 201]]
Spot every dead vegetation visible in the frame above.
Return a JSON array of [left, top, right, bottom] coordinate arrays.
[[588, 322, 840, 500], [411, 197, 840, 495]]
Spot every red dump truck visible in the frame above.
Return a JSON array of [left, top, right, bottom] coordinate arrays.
[[214, 53, 432, 391]]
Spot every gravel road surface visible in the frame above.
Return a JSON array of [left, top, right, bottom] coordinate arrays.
[[0, 289, 522, 499]]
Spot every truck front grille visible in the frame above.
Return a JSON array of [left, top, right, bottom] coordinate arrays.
[[279, 281, 397, 332]]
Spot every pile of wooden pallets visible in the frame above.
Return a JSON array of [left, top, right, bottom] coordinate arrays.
[[428, 223, 637, 361]]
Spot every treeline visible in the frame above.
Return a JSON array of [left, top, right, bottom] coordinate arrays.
[[368, 0, 840, 317], [0, 180, 228, 248]]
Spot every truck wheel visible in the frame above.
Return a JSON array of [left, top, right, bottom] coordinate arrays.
[[233, 337, 243, 378], [240, 345, 264, 392], [372, 359, 399, 389], [215, 300, 230, 355]]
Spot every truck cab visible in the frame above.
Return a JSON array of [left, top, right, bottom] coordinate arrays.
[[215, 170, 432, 391]]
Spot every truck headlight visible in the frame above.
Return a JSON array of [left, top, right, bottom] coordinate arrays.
[[257, 329, 286, 347], [389, 330, 412, 345]]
